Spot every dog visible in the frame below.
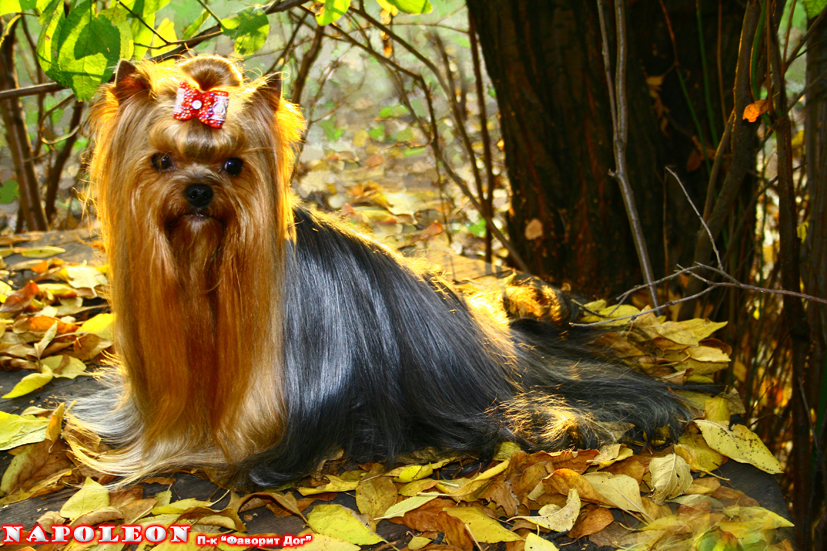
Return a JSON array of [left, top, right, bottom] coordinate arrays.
[[75, 55, 690, 488]]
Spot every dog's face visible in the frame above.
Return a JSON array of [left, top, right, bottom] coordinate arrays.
[[90, 56, 304, 257]]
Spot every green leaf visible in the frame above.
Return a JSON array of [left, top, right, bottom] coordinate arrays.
[[319, 118, 344, 141], [394, 127, 414, 142], [468, 218, 486, 237], [379, 104, 408, 118], [35, 0, 65, 79], [222, 5, 269, 56], [120, 0, 170, 14], [0, 0, 36, 16], [127, 0, 170, 60], [803, 0, 827, 18], [55, 1, 122, 101], [403, 146, 426, 157], [183, 9, 210, 40], [383, 0, 432, 15], [368, 124, 385, 141], [0, 180, 19, 204], [98, 6, 134, 61], [317, 0, 351, 25]]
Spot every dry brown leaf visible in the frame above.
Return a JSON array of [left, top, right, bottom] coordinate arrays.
[[582, 472, 649, 519], [512, 488, 580, 531], [72, 505, 123, 527], [510, 462, 548, 503], [543, 469, 611, 506], [480, 480, 520, 517], [649, 454, 692, 504], [524, 219, 543, 240], [0, 281, 39, 314], [710, 485, 760, 507], [743, 99, 770, 122], [567, 505, 614, 540], [387, 497, 455, 531], [603, 456, 646, 483], [0, 438, 73, 496], [548, 450, 599, 473], [119, 498, 158, 524], [356, 474, 398, 526], [435, 510, 474, 551]]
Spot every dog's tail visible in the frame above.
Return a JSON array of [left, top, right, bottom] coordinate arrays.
[[499, 315, 694, 452]]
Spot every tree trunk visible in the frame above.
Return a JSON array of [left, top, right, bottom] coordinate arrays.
[[466, 0, 744, 298], [803, 12, 827, 551]]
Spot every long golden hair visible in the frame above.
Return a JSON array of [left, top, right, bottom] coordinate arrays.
[[77, 56, 305, 483]]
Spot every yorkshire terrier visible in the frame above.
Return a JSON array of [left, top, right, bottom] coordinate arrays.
[[77, 55, 690, 488]]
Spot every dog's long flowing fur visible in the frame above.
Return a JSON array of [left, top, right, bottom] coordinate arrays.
[[75, 56, 691, 488]]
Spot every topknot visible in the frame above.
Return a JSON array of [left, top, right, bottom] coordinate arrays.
[[179, 56, 243, 90]]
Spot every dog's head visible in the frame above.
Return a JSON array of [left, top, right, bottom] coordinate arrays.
[[89, 55, 305, 249]]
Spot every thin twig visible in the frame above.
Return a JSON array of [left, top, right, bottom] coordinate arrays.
[[665, 166, 723, 269], [468, 13, 496, 265], [597, 0, 659, 310], [575, 262, 827, 328]]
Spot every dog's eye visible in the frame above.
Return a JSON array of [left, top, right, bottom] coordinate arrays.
[[151, 154, 173, 171], [224, 158, 243, 176]]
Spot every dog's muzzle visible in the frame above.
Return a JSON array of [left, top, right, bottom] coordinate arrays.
[[184, 183, 214, 209]]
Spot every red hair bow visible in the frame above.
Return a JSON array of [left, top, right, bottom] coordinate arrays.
[[172, 82, 230, 128]]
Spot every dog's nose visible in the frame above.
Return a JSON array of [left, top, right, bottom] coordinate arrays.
[[184, 183, 214, 209]]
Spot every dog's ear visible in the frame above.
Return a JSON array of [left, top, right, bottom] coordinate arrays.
[[112, 60, 151, 104], [252, 73, 282, 110]]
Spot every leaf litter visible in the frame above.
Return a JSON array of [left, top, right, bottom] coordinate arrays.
[[0, 247, 794, 550]]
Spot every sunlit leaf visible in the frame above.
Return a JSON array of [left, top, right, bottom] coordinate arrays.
[[80, 312, 114, 340], [443, 505, 523, 543], [582, 472, 648, 517], [0, 0, 36, 16], [42, 355, 88, 379], [743, 99, 770, 123], [694, 420, 783, 474], [0, 412, 49, 450], [307, 503, 383, 545], [2, 366, 54, 399], [383, 0, 432, 14], [60, 477, 110, 520], [377, 494, 439, 520], [152, 497, 212, 514], [298, 473, 362, 495], [317, 0, 351, 25], [356, 474, 397, 524], [35, 0, 65, 79], [525, 532, 560, 551], [674, 431, 725, 474], [124, 0, 170, 59]]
